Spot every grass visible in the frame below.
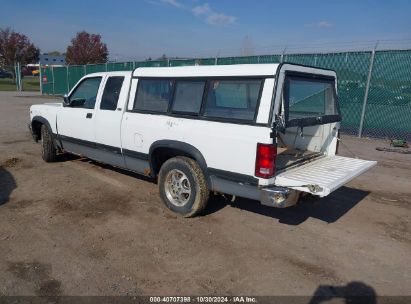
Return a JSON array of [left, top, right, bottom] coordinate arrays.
[[0, 76, 40, 91]]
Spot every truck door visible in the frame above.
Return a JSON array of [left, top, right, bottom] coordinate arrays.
[[57, 76, 104, 156], [93, 72, 131, 167]]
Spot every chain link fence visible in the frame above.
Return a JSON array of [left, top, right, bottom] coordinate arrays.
[[39, 50, 411, 140]]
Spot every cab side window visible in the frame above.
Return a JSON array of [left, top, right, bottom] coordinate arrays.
[[70, 77, 102, 109], [100, 76, 125, 111]]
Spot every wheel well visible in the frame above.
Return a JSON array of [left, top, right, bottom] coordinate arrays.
[[150, 146, 211, 187], [150, 147, 193, 176], [31, 120, 43, 141]]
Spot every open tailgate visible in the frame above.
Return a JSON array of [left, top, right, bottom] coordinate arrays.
[[275, 156, 377, 197]]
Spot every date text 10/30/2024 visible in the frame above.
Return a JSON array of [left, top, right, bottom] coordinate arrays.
[[149, 296, 258, 303]]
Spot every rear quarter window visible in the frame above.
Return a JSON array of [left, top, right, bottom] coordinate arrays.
[[134, 79, 174, 112], [203, 79, 262, 121], [171, 81, 205, 114]]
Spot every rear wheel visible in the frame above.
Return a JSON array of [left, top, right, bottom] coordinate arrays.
[[158, 156, 209, 217], [41, 124, 57, 162]]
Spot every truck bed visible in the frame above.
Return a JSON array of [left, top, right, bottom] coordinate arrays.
[[276, 147, 324, 172]]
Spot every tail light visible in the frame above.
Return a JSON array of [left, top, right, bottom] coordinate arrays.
[[255, 143, 277, 178]]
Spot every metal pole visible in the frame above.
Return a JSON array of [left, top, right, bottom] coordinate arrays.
[[66, 65, 69, 93], [358, 42, 378, 137], [106, 62, 108, 72], [17, 62, 22, 91], [16, 63, 19, 91], [215, 57, 218, 65], [51, 65, 55, 95], [281, 48, 287, 63], [14, 63, 18, 91], [83, 65, 86, 76], [39, 63, 43, 94], [19, 63, 23, 91]]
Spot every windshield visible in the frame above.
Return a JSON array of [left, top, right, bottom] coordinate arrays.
[[284, 73, 340, 128]]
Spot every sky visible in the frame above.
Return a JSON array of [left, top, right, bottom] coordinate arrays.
[[1, 0, 411, 60]]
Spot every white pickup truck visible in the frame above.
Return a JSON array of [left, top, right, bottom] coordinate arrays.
[[29, 63, 376, 217]]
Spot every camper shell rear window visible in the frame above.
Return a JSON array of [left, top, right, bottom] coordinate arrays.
[[283, 72, 341, 128]]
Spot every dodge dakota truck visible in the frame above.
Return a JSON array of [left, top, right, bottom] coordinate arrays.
[[29, 63, 376, 217]]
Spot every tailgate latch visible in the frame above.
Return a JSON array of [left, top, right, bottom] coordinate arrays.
[[307, 184, 323, 193]]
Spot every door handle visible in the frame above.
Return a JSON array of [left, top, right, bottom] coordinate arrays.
[[86, 113, 92, 119]]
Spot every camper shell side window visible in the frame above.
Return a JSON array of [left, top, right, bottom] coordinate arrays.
[[130, 77, 265, 124]]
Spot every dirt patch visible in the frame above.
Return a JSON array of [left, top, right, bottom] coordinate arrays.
[[36, 279, 62, 297], [369, 191, 411, 210], [285, 257, 341, 283], [146, 205, 163, 215], [377, 219, 411, 244], [6, 199, 36, 209], [163, 212, 178, 220], [1, 157, 22, 168], [377, 161, 401, 169], [2, 139, 28, 145], [7, 261, 50, 282], [49, 192, 133, 219], [7, 261, 62, 296], [52, 199, 74, 212], [87, 247, 108, 259]]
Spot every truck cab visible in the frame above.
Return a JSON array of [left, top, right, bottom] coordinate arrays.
[[30, 64, 376, 217]]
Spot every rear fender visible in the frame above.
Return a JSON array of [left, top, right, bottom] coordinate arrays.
[[149, 140, 210, 187]]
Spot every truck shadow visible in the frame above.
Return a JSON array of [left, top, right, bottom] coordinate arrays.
[[308, 281, 377, 304], [67, 156, 155, 183], [0, 166, 17, 206], [58, 155, 369, 225], [205, 186, 370, 225]]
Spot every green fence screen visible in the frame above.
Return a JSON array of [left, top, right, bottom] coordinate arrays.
[[40, 50, 411, 140], [364, 50, 411, 139]]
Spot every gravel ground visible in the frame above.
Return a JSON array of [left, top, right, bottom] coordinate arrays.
[[0, 91, 410, 299]]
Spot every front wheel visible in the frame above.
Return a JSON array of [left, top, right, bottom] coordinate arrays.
[[158, 156, 209, 217], [41, 124, 57, 162]]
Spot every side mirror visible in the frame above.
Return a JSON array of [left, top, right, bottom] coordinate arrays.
[[63, 94, 71, 107]]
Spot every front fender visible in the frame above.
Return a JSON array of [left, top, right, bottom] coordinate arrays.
[[31, 116, 60, 149]]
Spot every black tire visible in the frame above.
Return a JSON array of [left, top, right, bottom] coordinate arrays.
[[158, 156, 209, 217], [41, 124, 57, 162]]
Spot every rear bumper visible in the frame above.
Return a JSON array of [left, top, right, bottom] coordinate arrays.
[[260, 187, 299, 208], [210, 176, 299, 208]]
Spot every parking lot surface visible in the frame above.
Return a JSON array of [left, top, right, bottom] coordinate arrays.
[[0, 91, 410, 297]]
